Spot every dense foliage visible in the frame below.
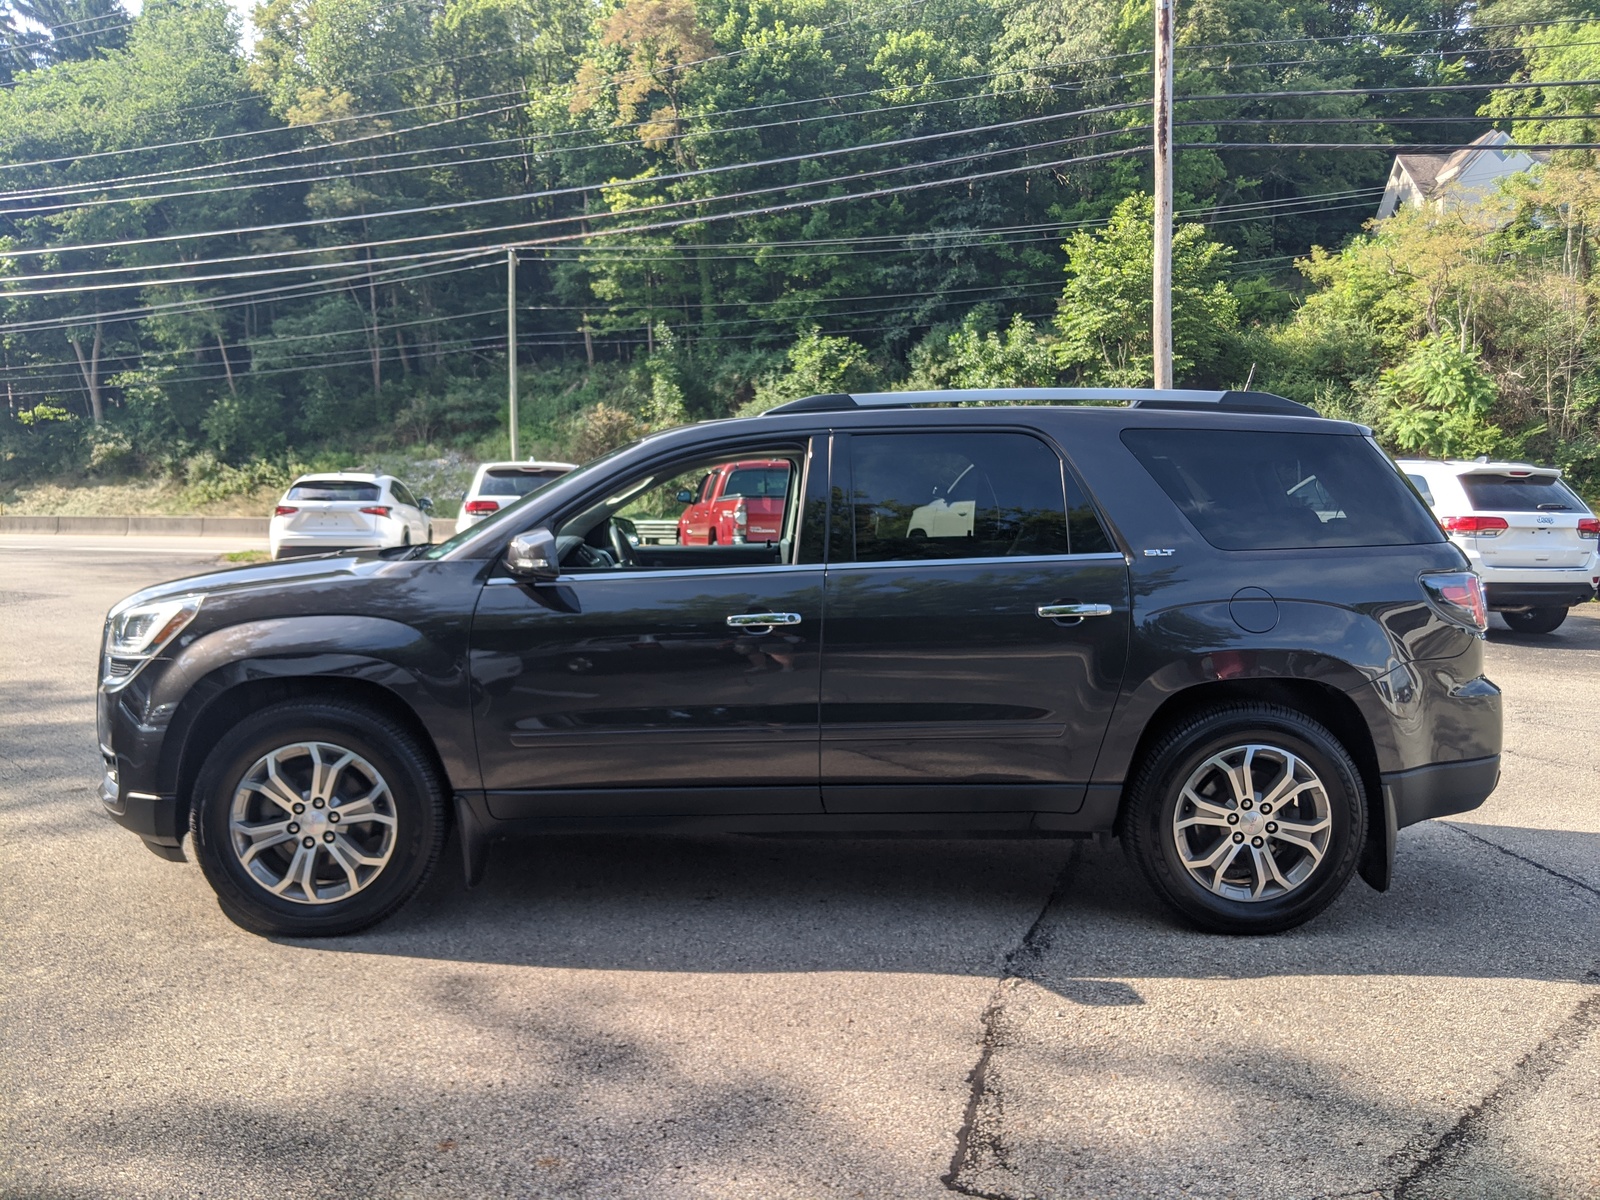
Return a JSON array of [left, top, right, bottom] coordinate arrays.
[[3, 0, 1600, 499]]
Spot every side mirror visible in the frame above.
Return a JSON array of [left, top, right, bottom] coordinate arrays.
[[505, 528, 560, 582], [418, 497, 434, 513], [675, 489, 695, 505]]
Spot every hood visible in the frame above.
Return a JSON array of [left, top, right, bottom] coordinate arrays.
[[106, 548, 399, 619]]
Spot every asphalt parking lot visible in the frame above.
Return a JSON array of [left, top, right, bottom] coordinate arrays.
[[2, 537, 1596, 1200]]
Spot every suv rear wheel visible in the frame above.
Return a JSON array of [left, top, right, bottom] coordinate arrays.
[[189, 700, 446, 937], [1500, 606, 1567, 635], [1122, 703, 1366, 934]]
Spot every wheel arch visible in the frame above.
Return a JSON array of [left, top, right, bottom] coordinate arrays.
[[1110, 677, 1389, 892], [162, 672, 453, 838]]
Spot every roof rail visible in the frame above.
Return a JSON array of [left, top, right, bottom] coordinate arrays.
[[762, 387, 1317, 417]]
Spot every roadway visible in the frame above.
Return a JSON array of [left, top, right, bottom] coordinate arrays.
[[1, 536, 1596, 1199]]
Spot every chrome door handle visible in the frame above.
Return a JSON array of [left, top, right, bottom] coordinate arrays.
[[1037, 603, 1114, 620], [726, 612, 802, 628]]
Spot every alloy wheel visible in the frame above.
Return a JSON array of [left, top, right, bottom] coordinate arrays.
[[1170, 743, 1332, 902], [227, 741, 398, 904]]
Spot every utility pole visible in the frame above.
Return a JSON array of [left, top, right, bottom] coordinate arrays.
[[507, 247, 520, 459], [1152, 0, 1175, 389]]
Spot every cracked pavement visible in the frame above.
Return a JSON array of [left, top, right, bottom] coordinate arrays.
[[2, 539, 1597, 1199]]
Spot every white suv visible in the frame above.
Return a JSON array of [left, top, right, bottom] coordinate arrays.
[[456, 460, 577, 532], [1400, 458, 1599, 633], [269, 472, 433, 560]]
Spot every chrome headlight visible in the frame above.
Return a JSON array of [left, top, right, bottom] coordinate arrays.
[[102, 595, 203, 689]]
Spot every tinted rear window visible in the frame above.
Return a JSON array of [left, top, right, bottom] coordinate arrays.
[[1459, 474, 1590, 513], [1121, 429, 1445, 550], [480, 468, 567, 497], [286, 480, 381, 502]]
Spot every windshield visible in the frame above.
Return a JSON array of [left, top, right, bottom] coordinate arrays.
[[421, 441, 644, 559]]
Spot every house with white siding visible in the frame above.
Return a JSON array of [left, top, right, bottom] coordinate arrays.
[[1375, 130, 1546, 220]]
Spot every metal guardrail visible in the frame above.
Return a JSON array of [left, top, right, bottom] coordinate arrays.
[[631, 518, 680, 545], [0, 515, 459, 538]]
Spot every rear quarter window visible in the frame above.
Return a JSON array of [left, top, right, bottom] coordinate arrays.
[[1458, 474, 1591, 514], [1121, 429, 1445, 550]]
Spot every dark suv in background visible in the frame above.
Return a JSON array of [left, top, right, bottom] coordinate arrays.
[[98, 388, 1501, 938]]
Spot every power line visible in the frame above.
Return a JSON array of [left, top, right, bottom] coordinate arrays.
[[0, 113, 1148, 278], [0, 0, 939, 173], [0, 183, 1372, 333], [0, 77, 1139, 213], [0, 54, 1154, 205], [1182, 141, 1600, 150], [0, 255, 499, 335]]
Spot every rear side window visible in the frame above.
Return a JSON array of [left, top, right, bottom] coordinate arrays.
[[286, 480, 381, 502], [1459, 474, 1591, 513], [845, 432, 1070, 561], [480, 468, 566, 497], [1405, 474, 1436, 506], [1121, 429, 1445, 550]]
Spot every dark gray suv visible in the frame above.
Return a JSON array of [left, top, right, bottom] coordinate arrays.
[[98, 389, 1501, 937]]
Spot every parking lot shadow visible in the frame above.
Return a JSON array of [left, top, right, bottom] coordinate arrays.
[[1486, 602, 1600, 649], [324, 819, 1600, 995]]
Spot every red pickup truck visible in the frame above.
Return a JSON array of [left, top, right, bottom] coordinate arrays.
[[676, 459, 791, 545]]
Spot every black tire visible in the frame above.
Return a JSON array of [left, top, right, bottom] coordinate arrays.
[[1501, 606, 1567, 634], [189, 699, 446, 937], [1121, 703, 1367, 934]]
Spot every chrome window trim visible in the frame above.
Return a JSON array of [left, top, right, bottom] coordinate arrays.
[[485, 562, 827, 585], [483, 551, 1127, 585], [825, 551, 1128, 572]]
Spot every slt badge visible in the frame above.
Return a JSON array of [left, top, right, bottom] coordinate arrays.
[[1143, 548, 1176, 557]]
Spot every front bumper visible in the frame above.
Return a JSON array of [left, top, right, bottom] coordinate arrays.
[[100, 758, 185, 860], [1381, 754, 1501, 829], [1482, 581, 1597, 610]]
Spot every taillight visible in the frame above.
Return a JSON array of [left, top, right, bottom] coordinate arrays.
[[1421, 570, 1488, 633], [360, 506, 391, 518], [464, 499, 500, 515], [274, 505, 297, 516], [732, 499, 748, 544], [1442, 515, 1509, 537], [1579, 517, 1599, 540]]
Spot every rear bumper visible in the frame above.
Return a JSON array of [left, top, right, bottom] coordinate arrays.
[[1482, 581, 1596, 610], [1381, 754, 1501, 829]]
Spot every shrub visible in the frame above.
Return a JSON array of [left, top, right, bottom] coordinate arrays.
[[0, 404, 89, 480]]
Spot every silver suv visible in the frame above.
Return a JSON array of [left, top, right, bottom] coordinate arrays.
[[1400, 458, 1599, 633]]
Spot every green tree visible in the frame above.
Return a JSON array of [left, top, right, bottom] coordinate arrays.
[[743, 328, 879, 415], [1378, 332, 1502, 458], [1055, 193, 1239, 385]]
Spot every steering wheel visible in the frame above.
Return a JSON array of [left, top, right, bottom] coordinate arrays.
[[607, 520, 639, 567]]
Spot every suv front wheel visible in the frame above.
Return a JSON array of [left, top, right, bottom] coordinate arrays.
[[1122, 703, 1367, 934], [190, 700, 446, 937]]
